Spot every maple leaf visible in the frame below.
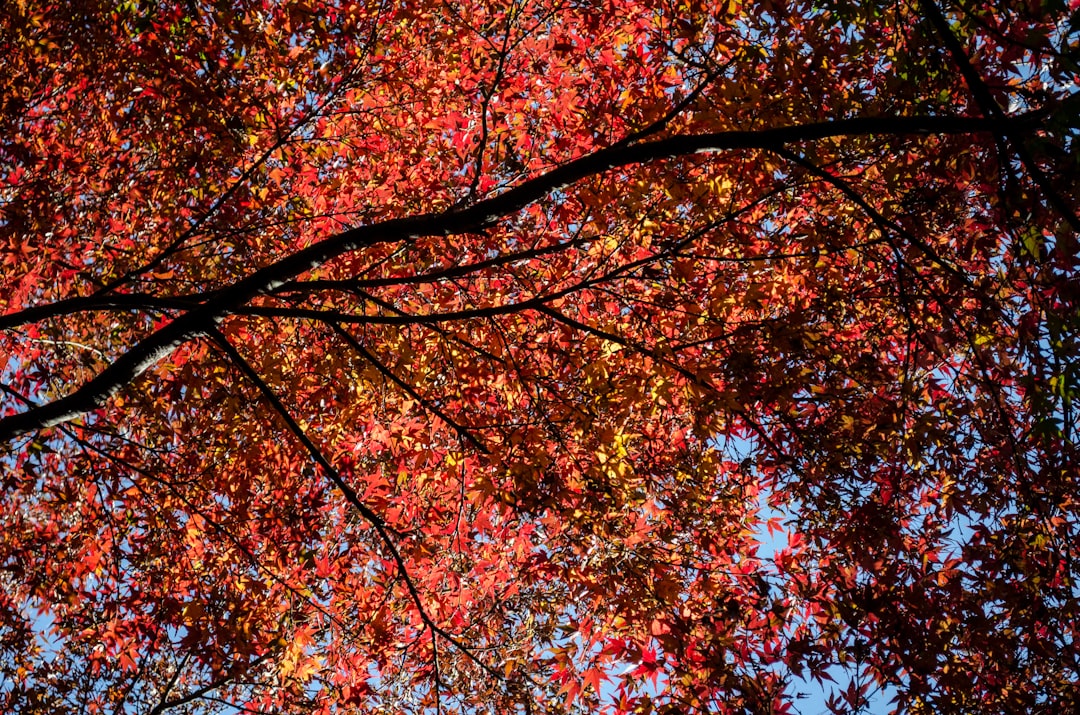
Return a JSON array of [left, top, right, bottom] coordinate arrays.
[[1, 1, 1078, 714]]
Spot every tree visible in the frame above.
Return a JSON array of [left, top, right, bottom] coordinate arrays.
[[1, 0, 1077, 712]]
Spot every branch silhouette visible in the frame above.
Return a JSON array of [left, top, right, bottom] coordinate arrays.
[[0, 113, 1042, 442]]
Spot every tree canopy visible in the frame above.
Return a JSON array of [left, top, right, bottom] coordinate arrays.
[[1, 1, 1078, 713]]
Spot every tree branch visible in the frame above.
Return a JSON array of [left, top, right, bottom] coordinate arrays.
[[209, 330, 510, 688], [0, 113, 1042, 442], [327, 321, 490, 453], [919, 0, 1080, 232]]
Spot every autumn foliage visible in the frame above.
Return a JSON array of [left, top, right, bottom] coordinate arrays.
[[1, 0, 1079, 713]]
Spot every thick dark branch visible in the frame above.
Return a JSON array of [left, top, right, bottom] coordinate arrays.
[[0, 112, 1042, 442], [0, 232, 592, 328], [449, 113, 1041, 229], [0, 293, 202, 331]]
